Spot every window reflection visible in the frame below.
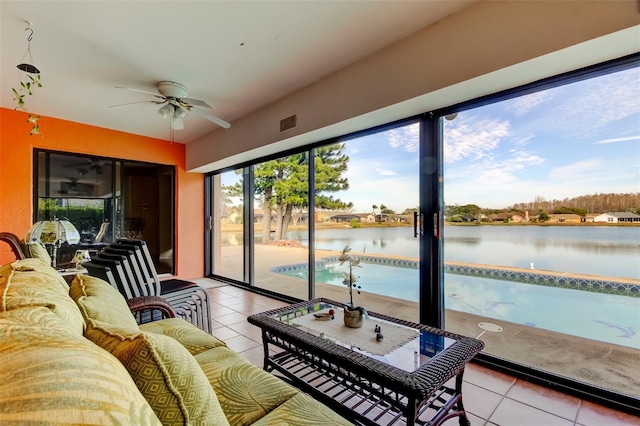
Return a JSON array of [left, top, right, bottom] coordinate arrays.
[[34, 151, 175, 273]]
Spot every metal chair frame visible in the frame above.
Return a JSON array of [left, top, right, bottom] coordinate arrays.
[[85, 239, 212, 332]]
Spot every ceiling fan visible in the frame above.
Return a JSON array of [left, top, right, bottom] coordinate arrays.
[[62, 159, 106, 175], [110, 81, 231, 132]]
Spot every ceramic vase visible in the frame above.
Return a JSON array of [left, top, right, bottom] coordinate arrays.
[[343, 306, 364, 328]]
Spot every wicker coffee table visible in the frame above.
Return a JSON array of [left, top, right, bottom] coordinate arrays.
[[247, 298, 484, 426]]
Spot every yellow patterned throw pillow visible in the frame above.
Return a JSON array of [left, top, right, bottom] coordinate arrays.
[[0, 259, 85, 335], [70, 273, 140, 330], [0, 308, 162, 425], [21, 240, 52, 265], [86, 320, 229, 426]]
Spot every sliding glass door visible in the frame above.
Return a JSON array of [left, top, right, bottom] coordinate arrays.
[[251, 153, 310, 298], [210, 169, 245, 282], [312, 126, 421, 322], [206, 55, 638, 410], [35, 150, 176, 273], [440, 63, 640, 399], [207, 120, 423, 318]]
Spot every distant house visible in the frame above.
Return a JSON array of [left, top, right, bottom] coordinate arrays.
[[330, 213, 361, 223], [594, 212, 640, 223], [547, 214, 582, 223], [488, 212, 526, 222], [356, 213, 376, 223], [489, 212, 511, 222], [510, 213, 525, 223]]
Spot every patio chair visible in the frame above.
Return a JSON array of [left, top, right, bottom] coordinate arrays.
[[0, 232, 27, 260], [102, 239, 210, 332], [84, 256, 136, 299], [97, 246, 204, 326], [82, 260, 179, 323]]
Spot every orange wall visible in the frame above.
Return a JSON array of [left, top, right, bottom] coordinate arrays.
[[0, 107, 204, 279]]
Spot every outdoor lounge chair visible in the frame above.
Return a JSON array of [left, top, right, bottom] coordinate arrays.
[[105, 239, 211, 332]]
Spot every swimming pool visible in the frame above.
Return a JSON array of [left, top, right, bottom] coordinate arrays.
[[272, 260, 640, 350]]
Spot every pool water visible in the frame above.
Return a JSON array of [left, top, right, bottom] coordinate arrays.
[[275, 261, 640, 349]]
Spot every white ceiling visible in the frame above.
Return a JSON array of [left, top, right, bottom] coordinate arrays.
[[1, 1, 476, 144]]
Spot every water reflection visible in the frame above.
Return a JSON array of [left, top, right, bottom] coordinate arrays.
[[222, 225, 640, 279], [334, 226, 639, 278]]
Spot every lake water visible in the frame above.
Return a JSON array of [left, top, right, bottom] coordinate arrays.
[[286, 225, 640, 279], [277, 225, 640, 349]]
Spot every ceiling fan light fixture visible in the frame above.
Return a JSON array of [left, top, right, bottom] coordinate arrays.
[[173, 105, 187, 119], [158, 103, 174, 118]]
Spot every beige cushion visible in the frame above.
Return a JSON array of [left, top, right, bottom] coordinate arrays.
[[252, 392, 351, 426], [195, 346, 299, 425], [21, 240, 52, 265], [0, 259, 85, 335], [0, 307, 161, 425], [86, 320, 229, 426], [70, 273, 139, 330], [140, 317, 227, 355]]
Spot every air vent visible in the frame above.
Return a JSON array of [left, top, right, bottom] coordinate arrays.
[[280, 114, 297, 132]]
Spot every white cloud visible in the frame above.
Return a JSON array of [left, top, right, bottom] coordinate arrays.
[[593, 135, 640, 144], [547, 159, 602, 181], [385, 123, 419, 153], [375, 167, 398, 176], [508, 91, 554, 116], [444, 115, 510, 163], [508, 150, 545, 167], [541, 68, 640, 138], [344, 174, 418, 213]]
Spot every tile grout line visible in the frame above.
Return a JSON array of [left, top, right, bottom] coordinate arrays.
[[491, 379, 582, 424], [573, 399, 582, 426], [483, 377, 517, 425]]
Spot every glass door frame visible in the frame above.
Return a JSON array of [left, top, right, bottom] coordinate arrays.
[[203, 52, 639, 414], [430, 53, 640, 415]]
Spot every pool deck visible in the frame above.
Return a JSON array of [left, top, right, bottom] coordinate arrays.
[[216, 244, 640, 399]]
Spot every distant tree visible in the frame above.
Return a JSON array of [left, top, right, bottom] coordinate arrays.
[[445, 203, 481, 221], [553, 206, 587, 217], [225, 144, 351, 241], [538, 211, 549, 222], [401, 207, 418, 215], [380, 204, 395, 214]]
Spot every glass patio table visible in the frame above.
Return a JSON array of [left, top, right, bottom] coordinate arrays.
[[247, 298, 484, 426]]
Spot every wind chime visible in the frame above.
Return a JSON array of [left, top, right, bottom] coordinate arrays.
[[13, 22, 42, 135]]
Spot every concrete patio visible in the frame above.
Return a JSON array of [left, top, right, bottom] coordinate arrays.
[[213, 243, 640, 399]]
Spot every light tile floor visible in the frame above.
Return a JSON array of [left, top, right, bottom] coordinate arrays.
[[200, 280, 640, 426]]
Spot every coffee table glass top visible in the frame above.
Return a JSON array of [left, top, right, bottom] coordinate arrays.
[[269, 300, 456, 372]]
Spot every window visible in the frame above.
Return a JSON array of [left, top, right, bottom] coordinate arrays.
[[439, 60, 639, 403], [34, 150, 175, 273], [205, 55, 639, 409]]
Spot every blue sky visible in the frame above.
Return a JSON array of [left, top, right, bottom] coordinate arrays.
[[339, 66, 640, 212]]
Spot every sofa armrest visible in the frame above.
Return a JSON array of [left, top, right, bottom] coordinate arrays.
[[127, 295, 176, 324]]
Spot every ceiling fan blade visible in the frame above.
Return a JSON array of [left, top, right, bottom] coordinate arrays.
[[115, 86, 165, 99], [181, 98, 214, 109], [109, 100, 164, 108], [190, 106, 231, 129]]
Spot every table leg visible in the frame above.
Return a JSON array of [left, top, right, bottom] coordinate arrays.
[[455, 369, 471, 426], [260, 330, 271, 371]]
